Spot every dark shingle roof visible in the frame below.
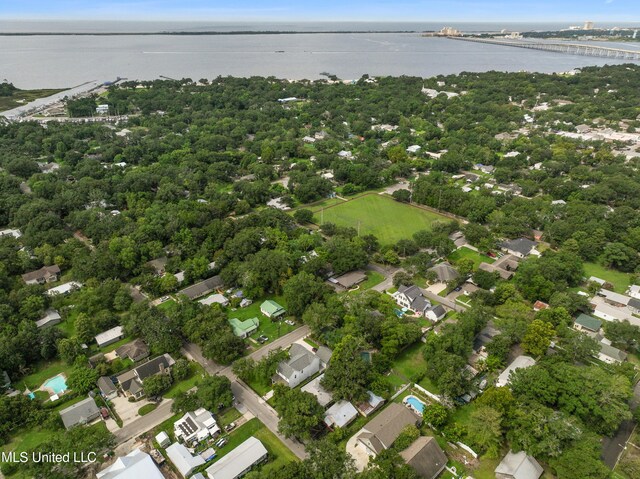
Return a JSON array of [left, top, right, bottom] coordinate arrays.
[[500, 238, 537, 256], [400, 436, 447, 479], [179, 276, 223, 300]]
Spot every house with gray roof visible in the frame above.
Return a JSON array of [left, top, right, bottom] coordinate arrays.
[[179, 276, 224, 300], [598, 342, 627, 365], [324, 400, 358, 429], [428, 262, 459, 283], [116, 354, 175, 399], [356, 403, 422, 456], [115, 339, 149, 362], [275, 343, 320, 388], [98, 376, 118, 400], [425, 304, 447, 322], [400, 436, 447, 479], [393, 285, 432, 317], [499, 238, 539, 258], [59, 397, 100, 429], [36, 308, 62, 329], [21, 265, 60, 285], [95, 326, 125, 348], [495, 450, 543, 479], [329, 270, 367, 290], [356, 391, 385, 416], [496, 356, 536, 388]]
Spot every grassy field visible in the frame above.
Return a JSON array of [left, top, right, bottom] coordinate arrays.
[[351, 271, 385, 291], [583, 262, 633, 293], [204, 418, 297, 475], [311, 194, 451, 244], [19, 360, 69, 391], [0, 88, 65, 112], [390, 342, 441, 394], [228, 296, 298, 345], [448, 247, 494, 269], [164, 362, 206, 398], [138, 404, 157, 416]]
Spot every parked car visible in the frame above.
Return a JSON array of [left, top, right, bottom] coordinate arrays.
[[215, 437, 228, 448], [284, 319, 295, 326], [225, 422, 236, 432], [454, 286, 462, 292], [160, 296, 170, 302], [257, 335, 268, 344]]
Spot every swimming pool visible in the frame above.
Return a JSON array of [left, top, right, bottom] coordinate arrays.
[[43, 374, 68, 395], [404, 395, 427, 414]]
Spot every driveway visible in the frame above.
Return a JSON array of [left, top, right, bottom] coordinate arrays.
[[114, 399, 174, 444], [346, 430, 372, 472], [111, 395, 153, 426]]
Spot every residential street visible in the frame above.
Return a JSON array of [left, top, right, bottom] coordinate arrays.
[[114, 398, 174, 443], [182, 325, 311, 460]]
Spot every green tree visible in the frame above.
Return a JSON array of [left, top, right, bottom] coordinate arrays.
[[142, 373, 173, 397], [322, 335, 371, 402], [283, 272, 332, 317], [273, 384, 324, 440], [551, 434, 610, 479], [293, 209, 314, 224], [66, 366, 99, 395], [196, 375, 233, 411], [522, 319, 555, 357], [57, 337, 84, 364], [423, 403, 449, 429], [466, 407, 502, 458]]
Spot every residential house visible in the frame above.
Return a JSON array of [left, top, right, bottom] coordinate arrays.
[[573, 314, 602, 334], [301, 373, 333, 407], [59, 397, 101, 429], [533, 301, 549, 311], [356, 403, 422, 456], [425, 304, 447, 322], [260, 300, 286, 318], [393, 285, 432, 316], [496, 356, 536, 388], [499, 238, 539, 259], [46, 281, 82, 296], [240, 298, 253, 308], [591, 299, 635, 324], [406, 145, 422, 154], [598, 289, 632, 307], [116, 354, 175, 399], [229, 317, 260, 338], [21, 265, 61, 285], [36, 308, 62, 328], [495, 450, 543, 479], [275, 343, 321, 388], [267, 197, 291, 211], [98, 376, 118, 400], [428, 262, 459, 283], [478, 254, 519, 281], [96, 448, 164, 479], [315, 346, 333, 368], [356, 391, 385, 416], [174, 408, 220, 444], [588, 276, 606, 286], [166, 443, 206, 477], [598, 342, 627, 365], [115, 339, 150, 362], [400, 436, 448, 479], [205, 437, 268, 479], [199, 293, 230, 307], [95, 326, 125, 348], [179, 276, 224, 300], [145, 257, 168, 276], [0, 228, 22, 239], [329, 270, 367, 290], [324, 400, 359, 429], [627, 285, 640, 300]]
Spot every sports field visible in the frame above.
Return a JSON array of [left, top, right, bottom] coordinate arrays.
[[312, 194, 450, 244]]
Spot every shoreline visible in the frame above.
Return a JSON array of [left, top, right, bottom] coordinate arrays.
[[0, 30, 422, 36]]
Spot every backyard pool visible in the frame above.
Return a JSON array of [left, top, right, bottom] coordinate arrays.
[[43, 374, 68, 395], [404, 395, 427, 414]]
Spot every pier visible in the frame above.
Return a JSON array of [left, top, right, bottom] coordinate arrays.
[[448, 36, 640, 61]]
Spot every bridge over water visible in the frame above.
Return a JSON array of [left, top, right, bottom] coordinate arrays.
[[448, 36, 640, 61]]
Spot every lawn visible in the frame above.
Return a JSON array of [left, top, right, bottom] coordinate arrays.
[[138, 404, 157, 416], [352, 271, 385, 291], [205, 418, 297, 474], [156, 298, 178, 314], [18, 360, 69, 391], [0, 87, 65, 112], [217, 407, 242, 428], [228, 295, 298, 345], [448, 247, 494, 269], [164, 362, 206, 398], [583, 262, 633, 293], [390, 342, 441, 395], [311, 194, 450, 244]]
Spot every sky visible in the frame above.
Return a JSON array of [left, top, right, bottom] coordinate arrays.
[[0, 0, 638, 23]]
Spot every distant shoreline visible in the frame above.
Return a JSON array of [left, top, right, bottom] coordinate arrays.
[[0, 30, 422, 36]]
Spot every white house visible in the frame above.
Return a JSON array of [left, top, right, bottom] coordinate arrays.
[[496, 356, 536, 387], [275, 343, 321, 388], [324, 400, 359, 429], [198, 293, 229, 307], [425, 304, 447, 322], [166, 442, 205, 478], [46, 281, 82, 296], [206, 437, 268, 479], [174, 408, 220, 444], [97, 448, 164, 479], [627, 285, 640, 300], [393, 285, 432, 317], [597, 342, 627, 365]]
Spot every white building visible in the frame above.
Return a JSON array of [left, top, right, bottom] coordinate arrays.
[[97, 448, 164, 479], [166, 443, 205, 478], [199, 293, 229, 307], [174, 408, 220, 444], [627, 285, 640, 300], [324, 400, 359, 428], [206, 437, 268, 479], [46, 281, 82, 296], [95, 326, 125, 348], [496, 356, 536, 387], [276, 343, 321, 388]]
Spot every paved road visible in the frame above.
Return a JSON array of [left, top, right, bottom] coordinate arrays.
[[421, 289, 468, 312], [182, 326, 311, 460], [367, 263, 399, 293], [114, 398, 174, 444]]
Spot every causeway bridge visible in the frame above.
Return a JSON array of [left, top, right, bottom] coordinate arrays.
[[448, 36, 640, 61]]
